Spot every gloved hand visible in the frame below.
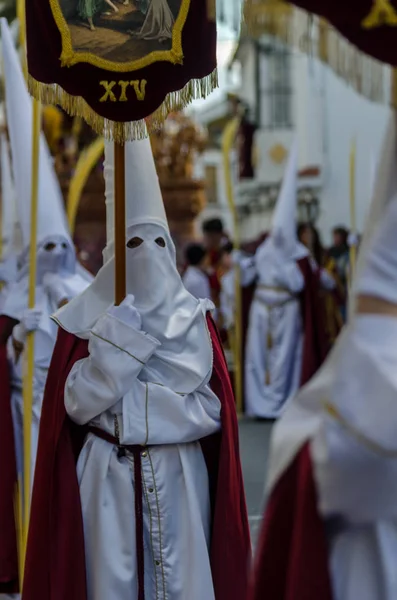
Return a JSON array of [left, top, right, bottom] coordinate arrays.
[[42, 271, 62, 290], [13, 308, 43, 344], [42, 272, 68, 306], [107, 294, 142, 330]]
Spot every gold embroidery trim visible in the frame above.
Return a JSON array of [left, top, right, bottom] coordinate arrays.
[[324, 401, 397, 458], [49, 0, 191, 71], [90, 330, 145, 364], [28, 69, 218, 143]]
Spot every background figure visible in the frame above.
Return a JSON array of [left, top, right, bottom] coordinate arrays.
[[298, 222, 343, 345], [245, 144, 327, 420], [202, 218, 228, 314], [329, 225, 350, 319], [130, 0, 174, 43], [182, 242, 211, 300], [77, 0, 118, 30]]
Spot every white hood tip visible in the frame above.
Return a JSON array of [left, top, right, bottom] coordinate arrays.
[[1, 18, 72, 252]]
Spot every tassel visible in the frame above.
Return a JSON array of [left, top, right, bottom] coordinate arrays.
[[243, 0, 387, 108], [28, 70, 219, 143]]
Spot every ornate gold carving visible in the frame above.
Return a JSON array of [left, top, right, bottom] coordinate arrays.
[[150, 113, 207, 181]]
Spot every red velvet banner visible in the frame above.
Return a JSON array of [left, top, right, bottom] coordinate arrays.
[[26, 0, 217, 137], [290, 0, 397, 66]]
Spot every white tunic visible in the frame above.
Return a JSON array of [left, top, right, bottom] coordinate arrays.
[[64, 312, 221, 600], [245, 246, 304, 418]]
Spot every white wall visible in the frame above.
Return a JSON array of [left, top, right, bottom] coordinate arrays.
[[197, 148, 235, 235], [318, 68, 390, 245]]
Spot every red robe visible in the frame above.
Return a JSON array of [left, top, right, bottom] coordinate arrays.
[[0, 315, 19, 594], [249, 444, 333, 600], [23, 315, 251, 600]]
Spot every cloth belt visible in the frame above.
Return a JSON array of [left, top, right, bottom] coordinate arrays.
[[88, 426, 146, 600], [254, 287, 297, 308]]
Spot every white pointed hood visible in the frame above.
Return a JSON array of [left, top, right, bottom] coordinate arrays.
[[266, 111, 397, 495], [0, 19, 92, 341], [270, 141, 308, 261], [55, 135, 214, 395], [254, 141, 308, 274], [0, 133, 21, 258], [1, 18, 74, 268], [102, 137, 168, 263]]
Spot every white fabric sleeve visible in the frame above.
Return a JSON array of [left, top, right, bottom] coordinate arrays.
[[64, 313, 160, 425], [121, 379, 222, 445], [273, 262, 305, 293], [239, 257, 257, 287]]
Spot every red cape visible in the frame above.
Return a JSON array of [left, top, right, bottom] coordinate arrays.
[[23, 315, 251, 600], [0, 315, 19, 594], [249, 444, 333, 600], [297, 257, 329, 386]]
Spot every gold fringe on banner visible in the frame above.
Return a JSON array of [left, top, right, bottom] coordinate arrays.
[[28, 69, 218, 143], [243, 0, 395, 108]]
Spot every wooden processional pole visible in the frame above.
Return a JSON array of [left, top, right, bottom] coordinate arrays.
[[222, 117, 243, 415], [15, 0, 42, 580], [114, 141, 126, 305], [21, 98, 41, 581]]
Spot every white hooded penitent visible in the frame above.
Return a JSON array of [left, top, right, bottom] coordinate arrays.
[[55, 135, 214, 394], [1, 18, 75, 272], [0, 18, 91, 330]]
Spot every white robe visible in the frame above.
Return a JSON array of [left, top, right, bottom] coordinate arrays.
[[64, 312, 221, 600], [7, 301, 59, 501], [182, 265, 211, 301], [267, 315, 397, 600], [245, 247, 304, 419]]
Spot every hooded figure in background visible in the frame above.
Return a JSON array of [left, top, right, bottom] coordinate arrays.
[[23, 135, 251, 600], [0, 132, 22, 597], [245, 142, 328, 419], [250, 112, 397, 600], [0, 133, 21, 299], [0, 18, 92, 522]]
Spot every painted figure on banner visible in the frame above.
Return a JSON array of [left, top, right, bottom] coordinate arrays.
[[130, 0, 174, 42], [56, 0, 181, 63]]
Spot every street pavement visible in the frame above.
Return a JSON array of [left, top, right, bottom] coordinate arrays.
[[238, 418, 274, 546]]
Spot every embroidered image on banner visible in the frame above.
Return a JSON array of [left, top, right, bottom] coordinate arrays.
[[53, 0, 189, 70], [26, 0, 218, 140]]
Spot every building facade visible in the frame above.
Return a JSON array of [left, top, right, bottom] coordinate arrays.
[[196, 32, 391, 246]]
